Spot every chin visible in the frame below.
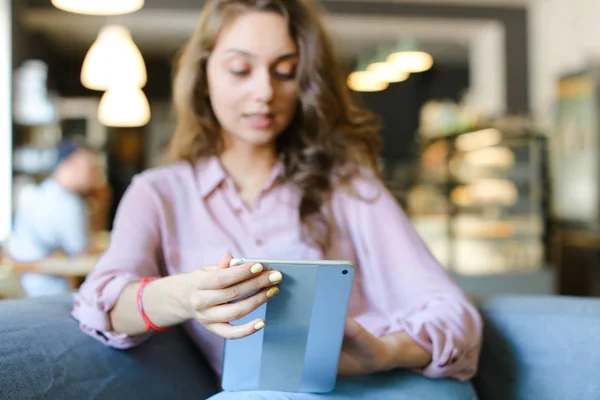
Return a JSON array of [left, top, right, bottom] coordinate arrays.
[[240, 129, 280, 147]]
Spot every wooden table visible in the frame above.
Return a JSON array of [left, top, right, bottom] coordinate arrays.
[[0, 231, 108, 292], [2, 254, 100, 290]]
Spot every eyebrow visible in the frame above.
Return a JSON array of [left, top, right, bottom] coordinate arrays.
[[225, 48, 298, 61]]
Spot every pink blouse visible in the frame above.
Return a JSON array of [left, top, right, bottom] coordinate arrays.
[[72, 156, 482, 381]]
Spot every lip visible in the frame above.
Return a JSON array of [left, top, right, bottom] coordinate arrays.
[[243, 113, 274, 129]]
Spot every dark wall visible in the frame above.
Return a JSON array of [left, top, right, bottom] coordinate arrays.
[[358, 64, 469, 161], [49, 56, 174, 101], [11, 0, 31, 69], [11, 1, 56, 70], [322, 0, 529, 115]]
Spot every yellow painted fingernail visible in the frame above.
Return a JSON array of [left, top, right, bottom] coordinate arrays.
[[266, 286, 280, 298], [254, 321, 265, 330], [268, 271, 282, 282], [250, 263, 263, 274]]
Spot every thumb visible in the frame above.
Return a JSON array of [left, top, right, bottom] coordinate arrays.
[[218, 253, 234, 269], [204, 254, 235, 271], [344, 317, 365, 341]]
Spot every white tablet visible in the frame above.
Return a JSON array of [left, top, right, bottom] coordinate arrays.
[[221, 258, 355, 393]]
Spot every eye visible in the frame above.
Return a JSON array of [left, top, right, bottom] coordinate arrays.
[[229, 69, 250, 77], [274, 65, 297, 80], [275, 71, 296, 80], [226, 58, 251, 77]]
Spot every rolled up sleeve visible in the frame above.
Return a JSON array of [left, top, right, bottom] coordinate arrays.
[[72, 175, 163, 349], [343, 174, 483, 381]]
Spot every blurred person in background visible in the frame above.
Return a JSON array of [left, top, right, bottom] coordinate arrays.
[[72, 0, 482, 398], [8, 138, 102, 297]]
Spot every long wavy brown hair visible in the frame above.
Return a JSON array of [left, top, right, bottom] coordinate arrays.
[[167, 0, 382, 251]]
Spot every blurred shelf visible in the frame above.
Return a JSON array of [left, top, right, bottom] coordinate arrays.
[[408, 124, 550, 278]]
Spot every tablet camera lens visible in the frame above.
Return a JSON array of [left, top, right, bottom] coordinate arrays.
[[342, 270, 348, 275]]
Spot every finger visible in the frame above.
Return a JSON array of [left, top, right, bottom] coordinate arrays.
[[207, 319, 266, 340], [199, 261, 269, 290], [343, 318, 375, 349], [203, 269, 283, 306], [344, 317, 363, 339], [209, 319, 266, 339], [337, 353, 365, 377], [202, 285, 279, 323]]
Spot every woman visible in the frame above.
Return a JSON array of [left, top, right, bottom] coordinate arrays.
[[72, 0, 482, 398]]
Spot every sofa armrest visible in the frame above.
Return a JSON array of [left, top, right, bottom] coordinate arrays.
[[474, 295, 600, 400], [0, 295, 220, 400]]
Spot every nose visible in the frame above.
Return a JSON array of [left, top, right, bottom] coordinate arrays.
[[253, 69, 274, 103]]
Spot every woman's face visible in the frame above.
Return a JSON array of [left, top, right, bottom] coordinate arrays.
[[206, 11, 299, 151]]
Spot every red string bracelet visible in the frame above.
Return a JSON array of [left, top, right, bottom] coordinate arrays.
[[137, 277, 168, 332]]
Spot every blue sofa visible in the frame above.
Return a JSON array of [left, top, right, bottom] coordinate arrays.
[[1, 294, 599, 399]]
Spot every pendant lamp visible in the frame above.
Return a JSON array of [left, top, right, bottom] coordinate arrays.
[[98, 86, 151, 127], [367, 47, 410, 83], [81, 25, 147, 91], [387, 37, 434, 73], [347, 56, 388, 92], [51, 0, 144, 15]]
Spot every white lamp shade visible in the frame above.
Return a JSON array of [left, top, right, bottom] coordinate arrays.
[[81, 25, 147, 91], [347, 71, 388, 92], [367, 62, 409, 83], [387, 51, 434, 73], [98, 86, 151, 127], [51, 0, 144, 15]]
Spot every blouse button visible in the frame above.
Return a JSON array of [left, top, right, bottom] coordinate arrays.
[[256, 239, 263, 247]]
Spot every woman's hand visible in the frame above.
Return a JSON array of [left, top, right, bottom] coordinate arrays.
[[178, 254, 282, 339], [337, 318, 392, 377]]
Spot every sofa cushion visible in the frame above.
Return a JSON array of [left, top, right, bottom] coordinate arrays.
[[474, 295, 600, 400], [0, 295, 220, 400]]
